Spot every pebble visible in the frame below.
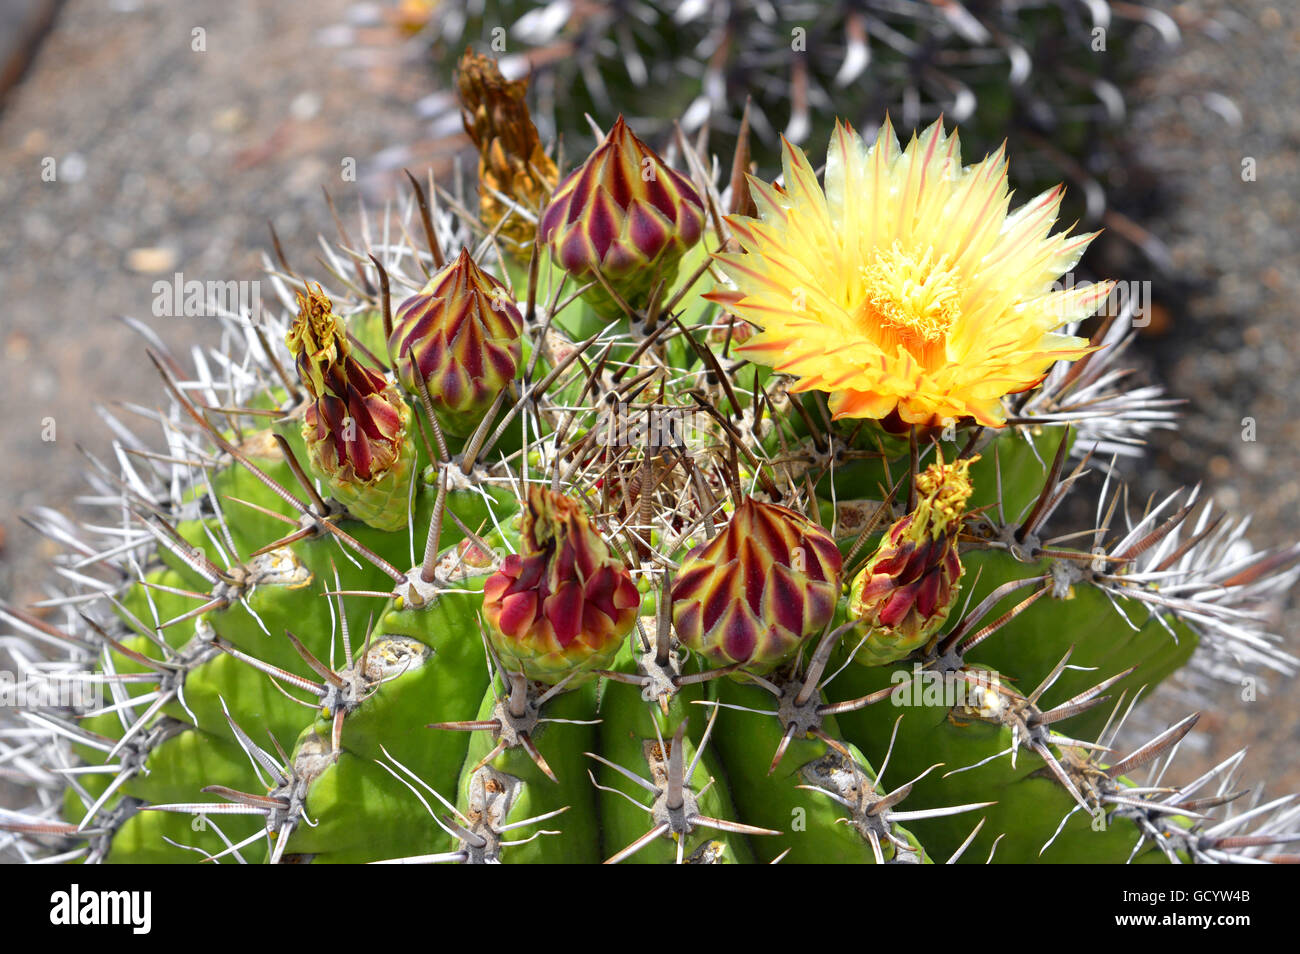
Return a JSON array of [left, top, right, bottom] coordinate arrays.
[[125, 246, 178, 274]]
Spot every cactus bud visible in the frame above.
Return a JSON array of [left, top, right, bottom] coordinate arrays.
[[456, 49, 559, 258], [848, 456, 975, 665], [671, 498, 843, 673], [388, 249, 523, 436], [482, 487, 640, 684], [286, 285, 415, 531], [539, 115, 705, 318]]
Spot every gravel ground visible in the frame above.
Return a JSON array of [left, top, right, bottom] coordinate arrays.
[[0, 0, 1296, 821], [1120, 0, 1300, 796], [0, 0, 428, 606]]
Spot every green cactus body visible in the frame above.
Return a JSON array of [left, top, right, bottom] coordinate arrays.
[[4, 88, 1297, 868], [591, 643, 757, 864], [710, 678, 903, 864], [457, 680, 604, 864]]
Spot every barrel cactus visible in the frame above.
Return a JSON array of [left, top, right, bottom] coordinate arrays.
[[3, 53, 1298, 865]]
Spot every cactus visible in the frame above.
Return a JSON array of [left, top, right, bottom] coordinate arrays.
[[4, 63, 1299, 866]]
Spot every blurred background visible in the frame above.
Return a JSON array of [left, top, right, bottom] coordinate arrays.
[[1, 0, 1297, 809]]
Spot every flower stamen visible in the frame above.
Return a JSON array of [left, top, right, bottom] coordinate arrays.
[[859, 243, 962, 361]]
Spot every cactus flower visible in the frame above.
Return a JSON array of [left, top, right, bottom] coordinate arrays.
[[539, 115, 705, 318], [848, 456, 975, 665], [671, 498, 843, 673], [388, 248, 523, 436], [710, 119, 1113, 428], [483, 487, 640, 684], [286, 285, 415, 531], [457, 48, 559, 258]]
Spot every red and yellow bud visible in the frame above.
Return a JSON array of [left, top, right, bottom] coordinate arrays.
[[539, 116, 705, 318], [848, 456, 976, 665], [482, 487, 640, 684], [456, 49, 559, 258], [286, 285, 415, 532], [388, 249, 523, 436], [671, 498, 843, 673]]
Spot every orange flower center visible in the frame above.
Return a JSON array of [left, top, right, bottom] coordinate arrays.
[[858, 243, 962, 366]]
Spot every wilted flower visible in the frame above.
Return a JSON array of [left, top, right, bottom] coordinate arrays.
[[539, 116, 705, 318], [286, 285, 415, 531], [457, 48, 559, 257], [672, 498, 843, 673], [710, 119, 1112, 427], [483, 487, 640, 684]]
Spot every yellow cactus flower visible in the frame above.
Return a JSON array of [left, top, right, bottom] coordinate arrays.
[[709, 119, 1114, 427]]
